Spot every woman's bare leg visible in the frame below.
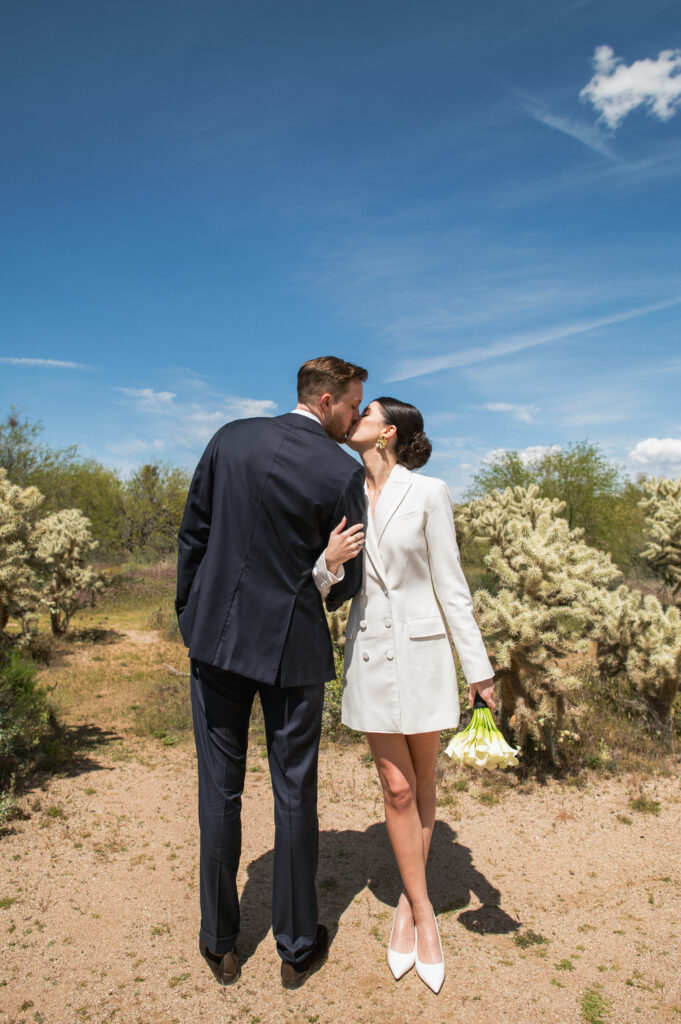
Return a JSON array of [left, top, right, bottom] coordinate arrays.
[[407, 731, 440, 860], [366, 731, 441, 963], [388, 733, 440, 953]]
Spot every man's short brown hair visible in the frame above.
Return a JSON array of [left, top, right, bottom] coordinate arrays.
[[297, 356, 368, 403]]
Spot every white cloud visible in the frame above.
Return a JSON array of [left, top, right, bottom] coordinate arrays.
[[483, 444, 561, 466], [112, 380, 277, 463], [483, 402, 540, 424], [221, 397, 280, 419], [388, 294, 681, 381], [526, 105, 618, 159], [519, 444, 561, 464], [629, 437, 681, 470], [118, 388, 177, 412], [108, 436, 167, 456], [482, 447, 506, 464], [0, 356, 92, 370], [580, 46, 681, 130]]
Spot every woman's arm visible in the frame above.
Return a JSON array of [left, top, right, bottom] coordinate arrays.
[[325, 467, 368, 611], [312, 551, 345, 601], [423, 480, 495, 703], [311, 516, 365, 600], [468, 677, 496, 710], [324, 516, 365, 575]]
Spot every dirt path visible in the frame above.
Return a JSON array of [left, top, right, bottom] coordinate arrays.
[[1, 631, 680, 1024]]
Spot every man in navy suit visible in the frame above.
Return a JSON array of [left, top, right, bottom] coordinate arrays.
[[176, 357, 367, 988]]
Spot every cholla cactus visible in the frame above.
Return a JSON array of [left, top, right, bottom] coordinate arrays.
[[326, 603, 350, 649], [594, 585, 681, 731], [34, 509, 104, 635], [456, 484, 569, 544], [0, 469, 43, 634], [639, 477, 681, 600], [456, 487, 621, 762]]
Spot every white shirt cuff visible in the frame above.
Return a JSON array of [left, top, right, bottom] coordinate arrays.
[[312, 552, 345, 599]]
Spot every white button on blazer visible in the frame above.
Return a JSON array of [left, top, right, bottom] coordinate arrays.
[[339, 464, 494, 735]]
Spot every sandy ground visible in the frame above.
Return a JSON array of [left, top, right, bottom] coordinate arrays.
[[1, 630, 680, 1024]]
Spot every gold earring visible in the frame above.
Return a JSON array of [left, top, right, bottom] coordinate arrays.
[[376, 434, 387, 450]]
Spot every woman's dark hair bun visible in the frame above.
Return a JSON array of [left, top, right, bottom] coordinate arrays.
[[398, 429, 432, 470], [375, 397, 432, 470]]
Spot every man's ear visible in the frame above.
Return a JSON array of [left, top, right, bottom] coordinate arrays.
[[318, 392, 333, 412]]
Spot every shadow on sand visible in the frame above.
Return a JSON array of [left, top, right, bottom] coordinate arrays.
[[67, 626, 125, 645], [2, 722, 123, 836], [237, 819, 519, 962]]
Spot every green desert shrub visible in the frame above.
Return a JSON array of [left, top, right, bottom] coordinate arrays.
[[121, 463, 190, 560], [322, 652, 346, 735], [464, 442, 646, 570], [34, 459, 126, 561], [322, 604, 351, 735], [0, 649, 62, 789]]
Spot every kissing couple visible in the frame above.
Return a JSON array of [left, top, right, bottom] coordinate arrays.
[[176, 356, 494, 993]]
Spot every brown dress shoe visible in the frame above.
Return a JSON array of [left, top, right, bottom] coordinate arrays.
[[281, 925, 329, 990], [199, 939, 241, 985]]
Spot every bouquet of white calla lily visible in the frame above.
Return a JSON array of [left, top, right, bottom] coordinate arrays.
[[445, 694, 520, 769]]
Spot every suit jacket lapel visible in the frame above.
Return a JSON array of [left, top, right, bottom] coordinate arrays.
[[372, 464, 412, 544]]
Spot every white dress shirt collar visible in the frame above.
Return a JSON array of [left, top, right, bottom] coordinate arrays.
[[291, 407, 323, 424]]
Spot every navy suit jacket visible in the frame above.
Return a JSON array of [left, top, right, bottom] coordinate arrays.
[[176, 412, 365, 687]]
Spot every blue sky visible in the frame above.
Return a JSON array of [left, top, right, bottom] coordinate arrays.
[[1, 0, 680, 496]]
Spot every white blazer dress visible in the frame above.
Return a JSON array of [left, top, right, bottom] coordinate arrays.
[[315, 464, 494, 734]]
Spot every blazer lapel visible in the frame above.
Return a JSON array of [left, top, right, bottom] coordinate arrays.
[[365, 512, 388, 589], [372, 464, 412, 544]]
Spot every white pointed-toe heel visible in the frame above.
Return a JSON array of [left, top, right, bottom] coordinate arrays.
[[387, 907, 416, 980], [415, 913, 445, 994]]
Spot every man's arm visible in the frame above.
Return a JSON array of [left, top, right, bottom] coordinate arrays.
[[325, 465, 366, 611], [175, 431, 218, 618]]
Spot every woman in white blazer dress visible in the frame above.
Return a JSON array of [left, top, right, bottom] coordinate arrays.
[[314, 397, 494, 994]]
